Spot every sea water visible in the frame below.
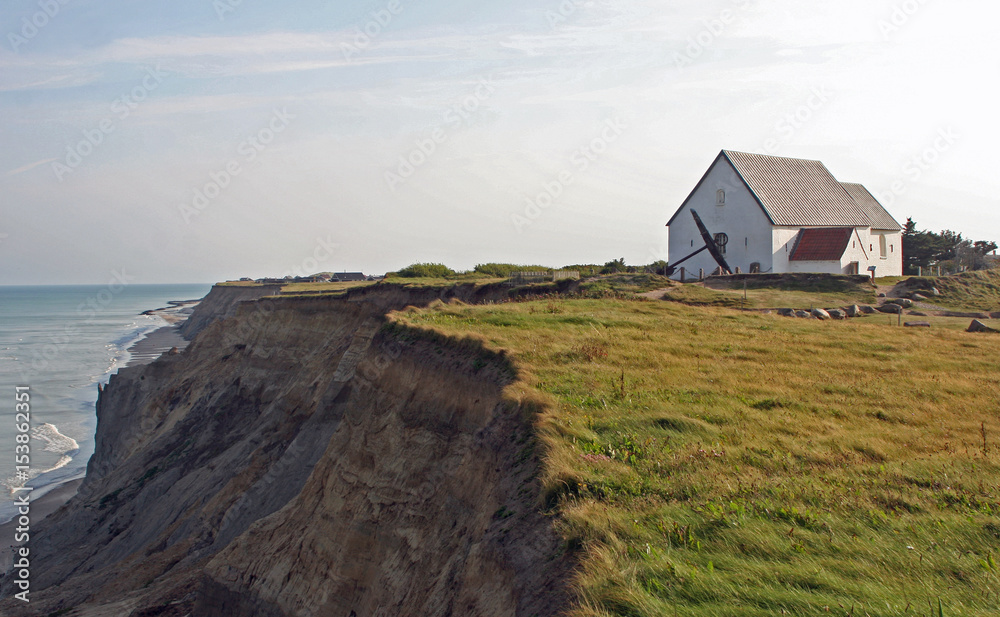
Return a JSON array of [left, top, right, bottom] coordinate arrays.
[[0, 284, 211, 524]]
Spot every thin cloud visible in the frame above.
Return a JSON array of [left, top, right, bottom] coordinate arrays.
[[5, 158, 57, 176]]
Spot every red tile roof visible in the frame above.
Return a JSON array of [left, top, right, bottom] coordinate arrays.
[[789, 228, 853, 261]]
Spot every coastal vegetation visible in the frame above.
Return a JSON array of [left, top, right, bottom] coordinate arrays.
[[388, 274, 1000, 617]]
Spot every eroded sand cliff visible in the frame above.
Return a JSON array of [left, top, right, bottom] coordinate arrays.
[[0, 286, 570, 616]]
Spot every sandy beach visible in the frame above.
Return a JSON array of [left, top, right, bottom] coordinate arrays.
[[0, 479, 83, 571], [127, 299, 199, 366], [1, 298, 201, 572]]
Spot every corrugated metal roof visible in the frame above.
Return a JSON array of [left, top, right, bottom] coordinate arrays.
[[840, 182, 902, 231], [722, 150, 873, 227], [789, 228, 853, 261]]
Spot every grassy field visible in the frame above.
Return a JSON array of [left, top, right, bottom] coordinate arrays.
[[390, 294, 1000, 616], [915, 270, 1000, 312], [279, 280, 374, 293]]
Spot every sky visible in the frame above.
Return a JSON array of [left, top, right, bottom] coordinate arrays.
[[1, 0, 998, 284]]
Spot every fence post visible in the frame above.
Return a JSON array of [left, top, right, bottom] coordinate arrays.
[[680, 267, 686, 283]]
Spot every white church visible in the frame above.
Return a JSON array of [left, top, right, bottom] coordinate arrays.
[[667, 150, 903, 278]]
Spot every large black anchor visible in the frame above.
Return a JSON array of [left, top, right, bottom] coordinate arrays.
[[665, 209, 733, 277]]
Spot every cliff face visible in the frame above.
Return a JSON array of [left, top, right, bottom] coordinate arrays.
[[178, 284, 283, 339], [1, 287, 570, 616]]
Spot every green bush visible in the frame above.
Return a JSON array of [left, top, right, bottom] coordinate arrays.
[[473, 263, 551, 278], [394, 263, 456, 278]]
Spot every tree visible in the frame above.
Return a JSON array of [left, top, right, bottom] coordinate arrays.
[[974, 240, 999, 255], [601, 258, 627, 274], [902, 219, 997, 274], [901, 218, 942, 274]]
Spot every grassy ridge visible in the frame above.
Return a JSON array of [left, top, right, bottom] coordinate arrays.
[[916, 270, 1000, 312], [392, 297, 1000, 616]]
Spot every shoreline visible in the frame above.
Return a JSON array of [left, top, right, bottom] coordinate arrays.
[[0, 479, 83, 572], [125, 299, 199, 366], [1, 297, 201, 571]]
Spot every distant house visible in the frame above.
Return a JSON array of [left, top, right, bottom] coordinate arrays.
[[667, 150, 903, 278], [332, 272, 367, 282]]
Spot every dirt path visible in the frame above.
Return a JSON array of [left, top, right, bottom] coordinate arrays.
[[638, 287, 673, 300]]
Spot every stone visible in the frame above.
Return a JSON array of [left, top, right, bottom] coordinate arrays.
[[827, 309, 846, 320], [878, 303, 902, 314], [968, 319, 998, 333], [907, 311, 927, 317], [887, 298, 913, 308], [940, 311, 990, 319], [911, 293, 928, 301], [844, 305, 860, 317], [930, 287, 941, 296], [859, 305, 877, 314], [794, 310, 812, 319], [903, 322, 931, 328], [777, 308, 794, 317], [878, 292, 886, 298], [811, 308, 830, 320]]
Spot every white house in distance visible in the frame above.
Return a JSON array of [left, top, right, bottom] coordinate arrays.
[[667, 150, 903, 278]]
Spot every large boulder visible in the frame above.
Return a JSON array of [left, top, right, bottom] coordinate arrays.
[[827, 309, 846, 320], [887, 298, 914, 308], [968, 320, 998, 333], [844, 305, 861, 317], [859, 305, 877, 314], [878, 303, 902, 314], [811, 308, 831, 320], [911, 293, 928, 301], [777, 308, 794, 317], [794, 310, 812, 319], [940, 311, 991, 319]]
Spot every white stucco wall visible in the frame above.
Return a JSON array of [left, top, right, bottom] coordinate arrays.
[[786, 260, 844, 274], [668, 156, 775, 278], [771, 227, 801, 273], [668, 155, 904, 277]]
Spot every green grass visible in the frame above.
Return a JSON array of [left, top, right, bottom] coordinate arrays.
[[382, 272, 505, 286], [916, 270, 1000, 312], [660, 283, 876, 310], [279, 281, 374, 294], [581, 274, 675, 295], [390, 296, 1000, 617]]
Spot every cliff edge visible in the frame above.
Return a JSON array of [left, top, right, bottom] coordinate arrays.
[[0, 287, 571, 616]]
